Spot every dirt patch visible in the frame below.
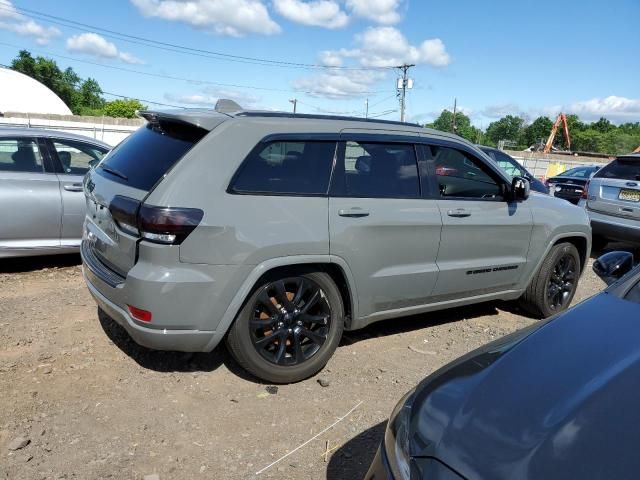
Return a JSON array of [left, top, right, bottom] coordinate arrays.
[[0, 253, 609, 479]]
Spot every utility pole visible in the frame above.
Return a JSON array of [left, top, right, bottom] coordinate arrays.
[[452, 97, 457, 133], [365, 98, 369, 119], [396, 64, 415, 122], [289, 98, 297, 114]]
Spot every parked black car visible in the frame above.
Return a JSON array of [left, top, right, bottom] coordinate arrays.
[[545, 165, 601, 204], [366, 251, 640, 480], [478, 146, 548, 194]]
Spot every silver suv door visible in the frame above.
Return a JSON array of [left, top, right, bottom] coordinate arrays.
[[427, 144, 533, 297], [0, 136, 62, 255], [47, 138, 109, 247], [587, 156, 640, 221], [329, 136, 442, 319]]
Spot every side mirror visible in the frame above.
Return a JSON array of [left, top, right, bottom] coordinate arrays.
[[593, 251, 634, 285], [511, 176, 530, 201]]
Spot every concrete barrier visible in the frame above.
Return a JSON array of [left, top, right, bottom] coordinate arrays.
[[0, 112, 144, 146]]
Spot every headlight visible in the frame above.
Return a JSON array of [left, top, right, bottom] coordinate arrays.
[[384, 388, 416, 480]]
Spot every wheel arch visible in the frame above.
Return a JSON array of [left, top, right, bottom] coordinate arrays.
[[203, 255, 358, 352]]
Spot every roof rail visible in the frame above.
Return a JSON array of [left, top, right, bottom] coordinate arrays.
[[233, 111, 421, 127]]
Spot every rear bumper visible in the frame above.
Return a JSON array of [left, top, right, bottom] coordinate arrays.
[[84, 270, 215, 351], [588, 209, 640, 243], [81, 239, 248, 352]]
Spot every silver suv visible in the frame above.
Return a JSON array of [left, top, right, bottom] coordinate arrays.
[[81, 109, 591, 383], [586, 153, 640, 248]]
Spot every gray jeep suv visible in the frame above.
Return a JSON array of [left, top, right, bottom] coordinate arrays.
[[81, 109, 591, 383]]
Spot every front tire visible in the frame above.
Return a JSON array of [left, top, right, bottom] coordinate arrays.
[[519, 242, 581, 318], [226, 271, 344, 383]]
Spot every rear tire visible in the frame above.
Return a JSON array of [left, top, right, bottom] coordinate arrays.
[[519, 242, 581, 319], [226, 271, 344, 384]]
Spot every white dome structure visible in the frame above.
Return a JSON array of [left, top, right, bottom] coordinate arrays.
[[0, 67, 72, 115]]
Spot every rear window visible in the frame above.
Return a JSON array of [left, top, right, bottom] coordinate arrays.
[[97, 121, 207, 191], [594, 159, 640, 181]]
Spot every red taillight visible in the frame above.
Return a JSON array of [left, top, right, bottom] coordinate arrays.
[[109, 196, 203, 245], [138, 205, 204, 245], [128, 305, 152, 322], [582, 180, 590, 199]]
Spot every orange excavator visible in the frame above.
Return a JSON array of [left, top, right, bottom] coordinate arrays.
[[543, 113, 571, 153]]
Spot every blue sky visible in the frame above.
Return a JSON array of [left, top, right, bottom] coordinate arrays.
[[0, 0, 638, 126]]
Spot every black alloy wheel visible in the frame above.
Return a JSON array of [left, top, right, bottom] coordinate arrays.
[[546, 253, 578, 311], [250, 277, 331, 366]]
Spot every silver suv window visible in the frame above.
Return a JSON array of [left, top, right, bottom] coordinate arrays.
[[594, 159, 640, 181], [337, 141, 420, 198], [231, 140, 336, 195], [431, 146, 501, 199]]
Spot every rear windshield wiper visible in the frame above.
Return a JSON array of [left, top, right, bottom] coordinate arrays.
[[100, 165, 128, 181]]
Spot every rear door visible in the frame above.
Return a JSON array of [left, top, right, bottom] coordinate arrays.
[[0, 136, 62, 252], [329, 134, 442, 318], [84, 120, 207, 276], [587, 157, 640, 221], [427, 143, 533, 297], [47, 138, 109, 247]]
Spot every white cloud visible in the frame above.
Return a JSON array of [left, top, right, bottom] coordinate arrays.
[[0, 0, 60, 45], [355, 27, 451, 67], [274, 0, 348, 28], [482, 103, 529, 120], [130, 0, 280, 36], [66, 33, 145, 64], [346, 0, 402, 24], [550, 96, 640, 123], [165, 88, 261, 108], [292, 69, 385, 99]]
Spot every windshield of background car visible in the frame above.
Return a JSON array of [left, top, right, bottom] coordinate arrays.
[[594, 158, 640, 181]]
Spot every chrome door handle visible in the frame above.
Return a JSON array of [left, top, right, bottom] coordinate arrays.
[[447, 208, 471, 218], [338, 208, 370, 218], [63, 184, 84, 192]]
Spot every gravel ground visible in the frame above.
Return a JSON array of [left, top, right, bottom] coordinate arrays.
[[0, 250, 619, 479]]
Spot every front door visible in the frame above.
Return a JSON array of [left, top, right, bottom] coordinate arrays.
[[329, 138, 442, 318], [0, 136, 62, 253], [427, 144, 533, 297]]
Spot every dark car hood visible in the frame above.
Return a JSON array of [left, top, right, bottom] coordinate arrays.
[[410, 293, 640, 480]]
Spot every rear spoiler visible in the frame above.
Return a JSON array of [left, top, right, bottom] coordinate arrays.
[[138, 109, 229, 131]]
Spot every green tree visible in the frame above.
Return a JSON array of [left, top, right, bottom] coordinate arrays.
[[425, 109, 481, 143], [102, 99, 146, 118], [520, 116, 553, 147], [485, 115, 525, 145], [11, 50, 107, 115], [591, 117, 615, 133]]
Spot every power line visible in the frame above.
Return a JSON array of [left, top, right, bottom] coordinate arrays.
[[0, 41, 385, 96], [5, 3, 394, 72]]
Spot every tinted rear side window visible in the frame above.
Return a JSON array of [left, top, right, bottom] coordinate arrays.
[[98, 121, 207, 191], [334, 141, 420, 198], [594, 159, 640, 181], [231, 140, 336, 195]]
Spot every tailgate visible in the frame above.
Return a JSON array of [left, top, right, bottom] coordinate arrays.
[[587, 157, 640, 220], [83, 114, 209, 276]]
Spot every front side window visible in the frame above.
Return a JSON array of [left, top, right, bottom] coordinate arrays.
[[231, 140, 336, 195], [53, 140, 108, 175], [431, 146, 502, 199], [338, 141, 419, 198], [0, 137, 43, 173]]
